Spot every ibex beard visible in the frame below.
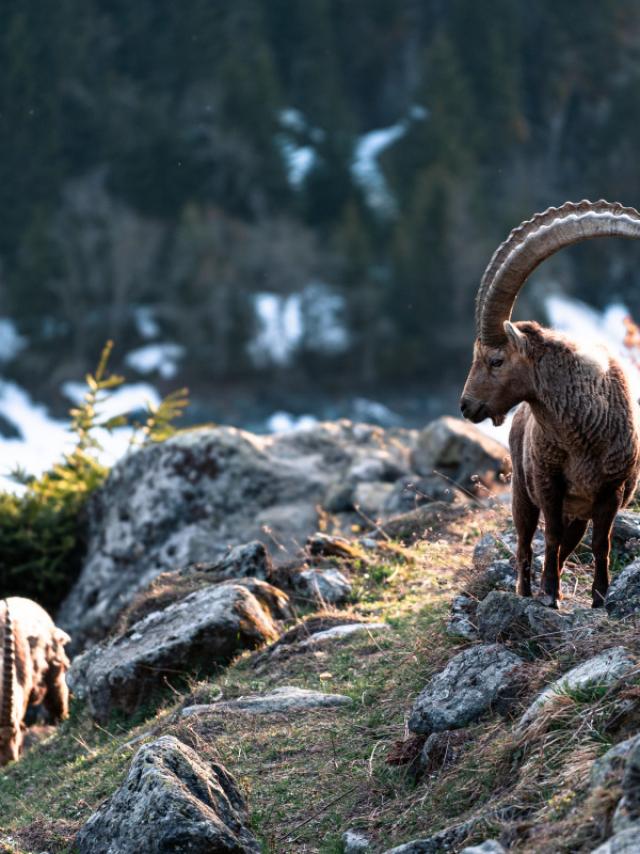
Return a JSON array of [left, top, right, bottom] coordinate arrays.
[[461, 201, 640, 609]]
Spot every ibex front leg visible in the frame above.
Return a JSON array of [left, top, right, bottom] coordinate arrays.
[[591, 485, 623, 608], [538, 472, 565, 609]]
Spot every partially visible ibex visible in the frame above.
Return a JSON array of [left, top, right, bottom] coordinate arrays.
[[0, 598, 71, 765], [461, 200, 640, 608]]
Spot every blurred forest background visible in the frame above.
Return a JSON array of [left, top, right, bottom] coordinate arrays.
[[2, 0, 640, 429]]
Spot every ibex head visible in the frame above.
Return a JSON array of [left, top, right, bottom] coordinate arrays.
[[460, 200, 640, 425]]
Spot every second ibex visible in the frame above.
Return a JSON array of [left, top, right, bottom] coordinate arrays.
[[461, 200, 640, 609]]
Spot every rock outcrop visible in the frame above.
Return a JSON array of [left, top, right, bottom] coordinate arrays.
[[181, 685, 352, 717], [68, 580, 290, 722], [408, 644, 524, 735], [76, 735, 260, 853], [58, 419, 507, 649], [518, 647, 636, 730], [606, 559, 640, 619]]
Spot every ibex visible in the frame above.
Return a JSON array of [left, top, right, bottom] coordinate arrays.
[[0, 598, 71, 765], [461, 200, 640, 609]]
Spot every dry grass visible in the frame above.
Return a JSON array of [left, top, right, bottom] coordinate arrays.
[[1, 498, 639, 852]]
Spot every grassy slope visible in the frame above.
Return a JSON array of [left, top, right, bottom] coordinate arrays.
[[1, 501, 639, 853]]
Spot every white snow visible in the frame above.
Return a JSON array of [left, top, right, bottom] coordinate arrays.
[[277, 108, 320, 188], [0, 318, 26, 363], [352, 106, 427, 213], [249, 283, 348, 368], [0, 380, 162, 492], [279, 142, 316, 187], [266, 411, 318, 433], [125, 343, 185, 379], [133, 306, 160, 340]]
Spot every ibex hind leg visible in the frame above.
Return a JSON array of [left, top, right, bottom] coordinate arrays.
[[512, 484, 539, 598]]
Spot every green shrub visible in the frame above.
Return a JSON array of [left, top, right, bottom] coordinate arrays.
[[0, 342, 188, 611]]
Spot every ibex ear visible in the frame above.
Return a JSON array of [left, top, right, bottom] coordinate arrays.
[[504, 321, 528, 356]]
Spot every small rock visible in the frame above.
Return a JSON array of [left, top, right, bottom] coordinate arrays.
[[382, 808, 523, 854], [591, 826, 640, 853], [408, 644, 525, 735], [477, 590, 568, 648], [518, 647, 637, 730], [613, 511, 640, 555], [384, 475, 454, 515], [343, 829, 372, 853], [460, 843, 506, 854], [473, 534, 505, 571], [76, 735, 260, 854], [484, 560, 517, 592], [446, 595, 479, 641], [295, 622, 389, 649], [184, 540, 272, 580], [591, 735, 640, 789], [69, 580, 290, 723], [606, 559, 640, 619], [181, 686, 352, 717], [612, 738, 640, 833], [295, 568, 352, 604]]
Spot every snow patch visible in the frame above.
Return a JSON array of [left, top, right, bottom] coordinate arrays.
[[266, 411, 318, 433], [0, 318, 26, 363], [133, 306, 160, 340], [125, 343, 185, 379]]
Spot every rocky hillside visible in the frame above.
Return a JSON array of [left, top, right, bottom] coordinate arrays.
[[2, 419, 640, 853]]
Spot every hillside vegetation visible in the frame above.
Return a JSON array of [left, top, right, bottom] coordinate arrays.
[[1, 495, 639, 853]]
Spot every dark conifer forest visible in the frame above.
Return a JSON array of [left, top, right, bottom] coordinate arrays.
[[2, 1, 640, 414]]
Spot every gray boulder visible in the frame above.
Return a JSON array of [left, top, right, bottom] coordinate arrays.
[[460, 844, 506, 854], [76, 735, 259, 854], [410, 416, 510, 492], [518, 647, 636, 730], [353, 481, 396, 518], [58, 421, 415, 649], [606, 559, 640, 619], [293, 567, 352, 605], [477, 590, 569, 648], [384, 474, 456, 515], [612, 738, 640, 833], [408, 644, 524, 735], [613, 511, 640, 554], [343, 829, 372, 852], [68, 579, 290, 722], [591, 826, 640, 853], [181, 685, 352, 717], [591, 734, 640, 789], [185, 540, 272, 581]]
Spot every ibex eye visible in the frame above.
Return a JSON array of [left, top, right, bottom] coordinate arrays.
[[490, 357, 504, 368]]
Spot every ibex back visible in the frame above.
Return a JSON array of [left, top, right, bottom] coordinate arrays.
[[461, 200, 640, 608]]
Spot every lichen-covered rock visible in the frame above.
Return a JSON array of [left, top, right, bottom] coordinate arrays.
[[181, 686, 352, 717], [613, 511, 640, 554], [68, 580, 290, 722], [591, 826, 640, 853], [58, 421, 415, 649], [460, 843, 506, 854], [293, 567, 352, 604], [410, 416, 510, 492], [483, 560, 517, 592], [477, 590, 569, 648], [606, 559, 640, 619], [343, 829, 372, 852], [591, 735, 640, 789], [446, 595, 479, 640], [518, 647, 637, 730], [76, 735, 259, 854], [408, 644, 525, 735], [184, 540, 272, 581], [612, 738, 640, 833]]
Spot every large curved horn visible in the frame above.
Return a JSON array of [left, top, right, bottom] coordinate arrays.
[[477, 200, 640, 347], [1, 600, 14, 729]]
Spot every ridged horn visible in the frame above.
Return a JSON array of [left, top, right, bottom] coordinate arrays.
[[1, 600, 14, 729], [476, 200, 640, 347]]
